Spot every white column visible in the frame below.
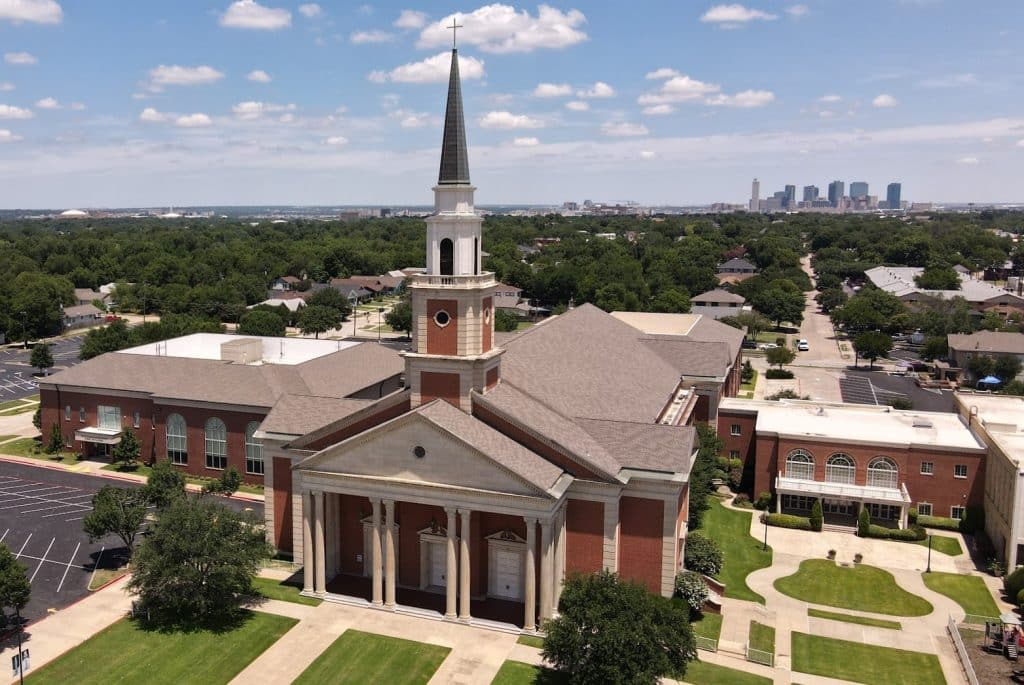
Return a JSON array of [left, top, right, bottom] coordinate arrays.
[[332, 494, 342, 574], [554, 507, 566, 609], [539, 518, 553, 620], [371, 499, 383, 605], [524, 517, 537, 631], [445, 507, 458, 619], [459, 509, 471, 620], [899, 505, 908, 530], [302, 490, 314, 592], [384, 499, 396, 607], [313, 491, 326, 593], [776, 495, 782, 514]]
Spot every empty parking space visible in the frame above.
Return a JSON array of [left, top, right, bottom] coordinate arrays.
[[838, 374, 909, 406]]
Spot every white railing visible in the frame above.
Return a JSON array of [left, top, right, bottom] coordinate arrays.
[[695, 636, 718, 652], [745, 643, 774, 667], [409, 273, 496, 288], [947, 615, 980, 685]]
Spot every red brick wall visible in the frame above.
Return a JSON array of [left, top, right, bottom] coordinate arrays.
[[482, 296, 493, 353], [272, 457, 293, 552], [153, 403, 267, 483], [485, 367, 499, 390], [725, 351, 743, 397], [421, 372, 461, 407], [337, 493, 373, 575], [753, 433, 779, 498], [565, 498, 604, 575], [426, 298, 459, 355], [693, 394, 710, 423], [718, 409, 758, 491], [618, 496, 664, 594], [44, 390, 156, 460]]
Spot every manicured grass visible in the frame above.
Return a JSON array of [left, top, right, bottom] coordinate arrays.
[[791, 632, 945, 685], [0, 404, 38, 416], [748, 620, 775, 654], [87, 566, 127, 591], [490, 660, 568, 685], [0, 397, 36, 411], [683, 660, 772, 685], [25, 612, 296, 685], [516, 635, 545, 649], [913, 534, 963, 556], [699, 497, 772, 604], [0, 436, 77, 461], [294, 630, 450, 685], [692, 612, 723, 641], [922, 571, 1000, 618], [740, 369, 758, 392], [252, 577, 322, 606], [0, 434, 19, 443], [807, 608, 901, 630], [774, 559, 932, 616], [100, 462, 264, 495]]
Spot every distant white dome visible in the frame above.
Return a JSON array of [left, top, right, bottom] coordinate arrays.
[[60, 209, 88, 217]]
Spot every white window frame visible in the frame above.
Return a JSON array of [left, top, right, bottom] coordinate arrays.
[[785, 449, 815, 481], [78, 406, 86, 423], [920, 461, 934, 475], [866, 456, 898, 490], [204, 417, 227, 471], [166, 413, 188, 465], [97, 405, 120, 430], [825, 453, 856, 485], [917, 502, 932, 517], [132, 411, 141, 429], [64, 405, 71, 421], [730, 424, 742, 436], [244, 421, 263, 476], [954, 464, 968, 479], [950, 505, 965, 521]]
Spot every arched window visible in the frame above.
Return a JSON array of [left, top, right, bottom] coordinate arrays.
[[825, 453, 856, 484], [245, 421, 263, 476], [166, 413, 187, 465], [205, 417, 227, 470], [867, 456, 898, 489], [785, 449, 814, 481], [439, 238, 454, 276]]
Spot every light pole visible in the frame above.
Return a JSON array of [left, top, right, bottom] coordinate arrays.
[[926, 534, 933, 573], [20, 310, 27, 349], [762, 508, 769, 552], [15, 605, 24, 685], [378, 307, 385, 343]]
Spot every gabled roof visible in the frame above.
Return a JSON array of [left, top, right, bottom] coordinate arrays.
[[574, 418, 693, 473], [718, 257, 756, 271], [64, 304, 102, 317], [438, 49, 470, 185], [261, 394, 374, 436], [948, 330, 1024, 355], [692, 289, 746, 304]]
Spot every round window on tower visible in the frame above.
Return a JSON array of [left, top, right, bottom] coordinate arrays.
[[433, 310, 451, 328]]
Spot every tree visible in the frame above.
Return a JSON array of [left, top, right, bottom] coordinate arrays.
[[144, 460, 186, 509], [650, 288, 691, 313], [687, 424, 723, 531], [111, 429, 141, 468], [79, 319, 132, 360], [921, 336, 948, 361], [297, 305, 342, 339], [815, 288, 847, 313], [750, 281, 805, 327], [82, 486, 148, 553], [203, 466, 242, 496], [0, 544, 30, 630], [853, 331, 893, 370], [494, 308, 519, 332], [994, 355, 1022, 383], [722, 311, 771, 341], [384, 300, 412, 336], [967, 354, 995, 380], [809, 499, 823, 532], [832, 288, 907, 335], [127, 497, 272, 625], [238, 309, 286, 337], [543, 570, 696, 685], [46, 422, 64, 454], [857, 506, 871, 537], [915, 265, 960, 290], [32, 407, 41, 431], [9, 271, 74, 339], [683, 532, 723, 576], [306, 288, 352, 318], [765, 345, 796, 370], [30, 342, 54, 376]]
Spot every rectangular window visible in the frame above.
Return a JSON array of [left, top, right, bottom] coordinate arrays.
[[917, 502, 932, 517], [97, 405, 120, 430], [729, 450, 740, 459], [64, 405, 71, 421], [79, 407, 86, 423], [954, 464, 968, 479], [730, 424, 741, 436], [950, 505, 965, 521], [920, 461, 934, 475], [867, 503, 900, 521], [782, 494, 815, 511], [132, 411, 141, 429]]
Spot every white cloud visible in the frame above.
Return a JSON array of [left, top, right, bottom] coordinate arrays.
[[247, 69, 272, 83], [601, 121, 648, 137], [396, 112, 430, 128], [4, 52, 37, 65], [565, 100, 589, 112], [0, 129, 21, 143], [232, 101, 296, 119], [533, 82, 572, 98], [175, 113, 213, 128], [645, 68, 680, 80], [639, 150, 656, 159], [872, 93, 898, 108], [577, 81, 615, 99], [957, 156, 979, 165], [139, 107, 167, 123], [638, 74, 721, 105], [368, 51, 484, 84], [297, 3, 321, 18], [70, 101, 85, 110], [513, 136, 539, 147], [643, 104, 675, 115], [279, 113, 295, 123], [1017, 139, 1024, 148], [34, 96, 58, 109], [785, 4, 809, 18], [0, 104, 32, 119], [700, 4, 777, 24], [0, 0, 62, 24], [325, 135, 348, 146], [479, 111, 543, 129], [705, 89, 775, 108], [351, 30, 394, 44], [220, 1, 291, 30], [919, 73, 976, 88], [418, 5, 587, 54], [394, 9, 427, 29], [819, 94, 841, 103], [149, 64, 225, 87], [0, 82, 12, 91]]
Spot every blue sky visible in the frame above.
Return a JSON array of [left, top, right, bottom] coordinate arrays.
[[0, 0, 1022, 208]]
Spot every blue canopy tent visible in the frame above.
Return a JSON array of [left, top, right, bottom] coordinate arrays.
[[977, 375, 1003, 388]]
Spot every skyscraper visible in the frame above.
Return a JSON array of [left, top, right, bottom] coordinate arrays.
[[849, 181, 869, 199], [828, 180, 845, 206], [803, 185, 819, 202], [784, 185, 796, 208], [750, 178, 760, 212], [887, 183, 902, 210]]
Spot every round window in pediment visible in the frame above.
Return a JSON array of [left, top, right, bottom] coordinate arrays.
[[433, 310, 451, 327], [414, 445, 426, 458]]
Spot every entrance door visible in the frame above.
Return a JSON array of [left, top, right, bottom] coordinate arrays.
[[429, 542, 447, 587], [493, 549, 522, 600]]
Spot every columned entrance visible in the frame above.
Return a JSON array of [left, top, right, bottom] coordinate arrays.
[[775, 474, 912, 529]]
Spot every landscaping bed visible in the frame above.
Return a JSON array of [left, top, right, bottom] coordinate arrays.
[[700, 497, 772, 604]]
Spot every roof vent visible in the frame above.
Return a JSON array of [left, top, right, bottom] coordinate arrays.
[[912, 416, 933, 428], [816, 407, 826, 416]]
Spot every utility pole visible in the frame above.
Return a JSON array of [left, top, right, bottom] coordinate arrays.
[[20, 310, 27, 349]]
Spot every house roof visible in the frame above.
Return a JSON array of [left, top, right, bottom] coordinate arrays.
[[865, 265, 1024, 305], [610, 310, 744, 363], [63, 304, 102, 317], [574, 418, 693, 473], [948, 330, 1024, 355], [74, 288, 105, 302], [692, 289, 746, 304], [261, 394, 374, 436], [639, 337, 733, 378], [280, 276, 301, 284], [718, 257, 756, 271]]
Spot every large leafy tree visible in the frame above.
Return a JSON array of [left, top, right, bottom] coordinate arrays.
[[915, 264, 960, 290], [853, 330, 893, 370], [30, 342, 54, 375], [0, 544, 30, 630], [297, 305, 342, 339], [8, 271, 75, 339], [384, 300, 412, 336], [143, 459, 186, 509], [766, 345, 796, 370], [831, 288, 907, 335], [543, 570, 696, 685], [306, 287, 353, 318], [82, 486, 148, 553], [750, 280, 805, 327], [238, 309, 286, 337], [994, 354, 1023, 383], [128, 497, 272, 625]]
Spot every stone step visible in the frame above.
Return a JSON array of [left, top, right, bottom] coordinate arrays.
[[822, 523, 856, 533]]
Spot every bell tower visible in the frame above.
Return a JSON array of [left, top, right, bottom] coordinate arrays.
[[404, 48, 502, 412]]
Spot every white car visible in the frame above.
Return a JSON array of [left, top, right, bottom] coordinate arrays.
[[756, 342, 778, 350], [797, 339, 810, 351]]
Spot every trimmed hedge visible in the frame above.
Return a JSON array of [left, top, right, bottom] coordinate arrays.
[[864, 523, 927, 542], [765, 513, 813, 530], [918, 515, 960, 532], [765, 369, 794, 379]]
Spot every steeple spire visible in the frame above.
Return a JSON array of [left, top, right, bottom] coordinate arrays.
[[438, 49, 470, 186]]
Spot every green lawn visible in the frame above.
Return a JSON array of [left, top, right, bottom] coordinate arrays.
[[700, 498, 772, 604], [683, 660, 772, 685], [25, 612, 295, 685], [913, 535, 963, 556], [791, 632, 945, 685], [0, 436, 77, 461], [774, 559, 932, 616], [294, 630, 450, 685], [749, 621, 774, 654], [807, 608, 901, 630], [490, 661, 568, 685], [0, 397, 36, 411], [692, 612, 723, 641], [922, 571, 1000, 617], [99, 462, 264, 495], [516, 635, 545, 649], [252, 577, 321, 606], [740, 369, 758, 393], [0, 404, 38, 416]]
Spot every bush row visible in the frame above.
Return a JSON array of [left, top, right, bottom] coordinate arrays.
[[765, 369, 794, 379], [763, 513, 813, 530], [916, 515, 961, 532], [862, 523, 927, 541]]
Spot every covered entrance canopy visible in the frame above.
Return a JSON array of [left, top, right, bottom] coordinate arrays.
[[74, 426, 122, 445], [775, 474, 912, 527]]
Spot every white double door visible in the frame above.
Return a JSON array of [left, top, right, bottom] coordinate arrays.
[[428, 541, 448, 587], [492, 549, 523, 600]]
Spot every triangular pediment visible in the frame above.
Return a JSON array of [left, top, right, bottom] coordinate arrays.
[[294, 409, 549, 498]]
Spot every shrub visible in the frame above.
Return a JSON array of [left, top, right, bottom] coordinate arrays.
[[765, 369, 794, 379], [959, 506, 984, 535], [741, 360, 755, 382], [854, 553, 863, 564], [767, 389, 810, 401], [684, 533, 723, 577], [886, 397, 913, 410], [809, 499, 823, 532], [865, 524, 926, 541], [775, 336, 787, 347], [728, 466, 743, 491], [918, 515, 961, 531], [733, 493, 751, 508], [1005, 567, 1024, 601], [754, 491, 772, 511], [827, 549, 836, 560], [908, 507, 918, 525], [46, 422, 64, 454], [674, 570, 709, 617], [857, 507, 871, 537], [711, 468, 728, 482], [765, 513, 813, 530]]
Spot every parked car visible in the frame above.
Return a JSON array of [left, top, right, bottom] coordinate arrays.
[[741, 339, 757, 350], [797, 339, 809, 351], [757, 342, 778, 350]]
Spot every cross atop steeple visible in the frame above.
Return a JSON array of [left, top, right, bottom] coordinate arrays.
[[447, 17, 463, 48]]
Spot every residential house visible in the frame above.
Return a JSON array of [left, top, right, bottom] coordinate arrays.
[[690, 289, 750, 320], [63, 304, 103, 330], [947, 331, 1024, 382], [271, 276, 303, 292]]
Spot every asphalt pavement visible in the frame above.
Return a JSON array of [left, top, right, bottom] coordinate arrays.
[[0, 336, 84, 400]]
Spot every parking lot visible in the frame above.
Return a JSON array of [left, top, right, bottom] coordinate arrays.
[[0, 336, 83, 400], [839, 370, 954, 412]]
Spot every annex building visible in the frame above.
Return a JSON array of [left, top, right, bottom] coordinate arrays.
[[37, 48, 747, 631]]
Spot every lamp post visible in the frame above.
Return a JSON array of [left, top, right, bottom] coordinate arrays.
[[20, 310, 27, 349], [762, 508, 769, 552], [926, 534, 933, 573], [14, 605, 24, 685], [378, 307, 385, 343]]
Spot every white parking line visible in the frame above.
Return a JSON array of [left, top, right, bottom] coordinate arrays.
[[56, 542, 81, 593], [0, 492, 94, 511], [0, 528, 7, 543], [30, 537, 55, 582], [14, 533, 31, 558]]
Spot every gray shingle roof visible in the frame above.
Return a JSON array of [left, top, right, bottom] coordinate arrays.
[[948, 331, 1024, 355], [574, 418, 694, 473], [692, 289, 746, 304], [260, 394, 374, 436]]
